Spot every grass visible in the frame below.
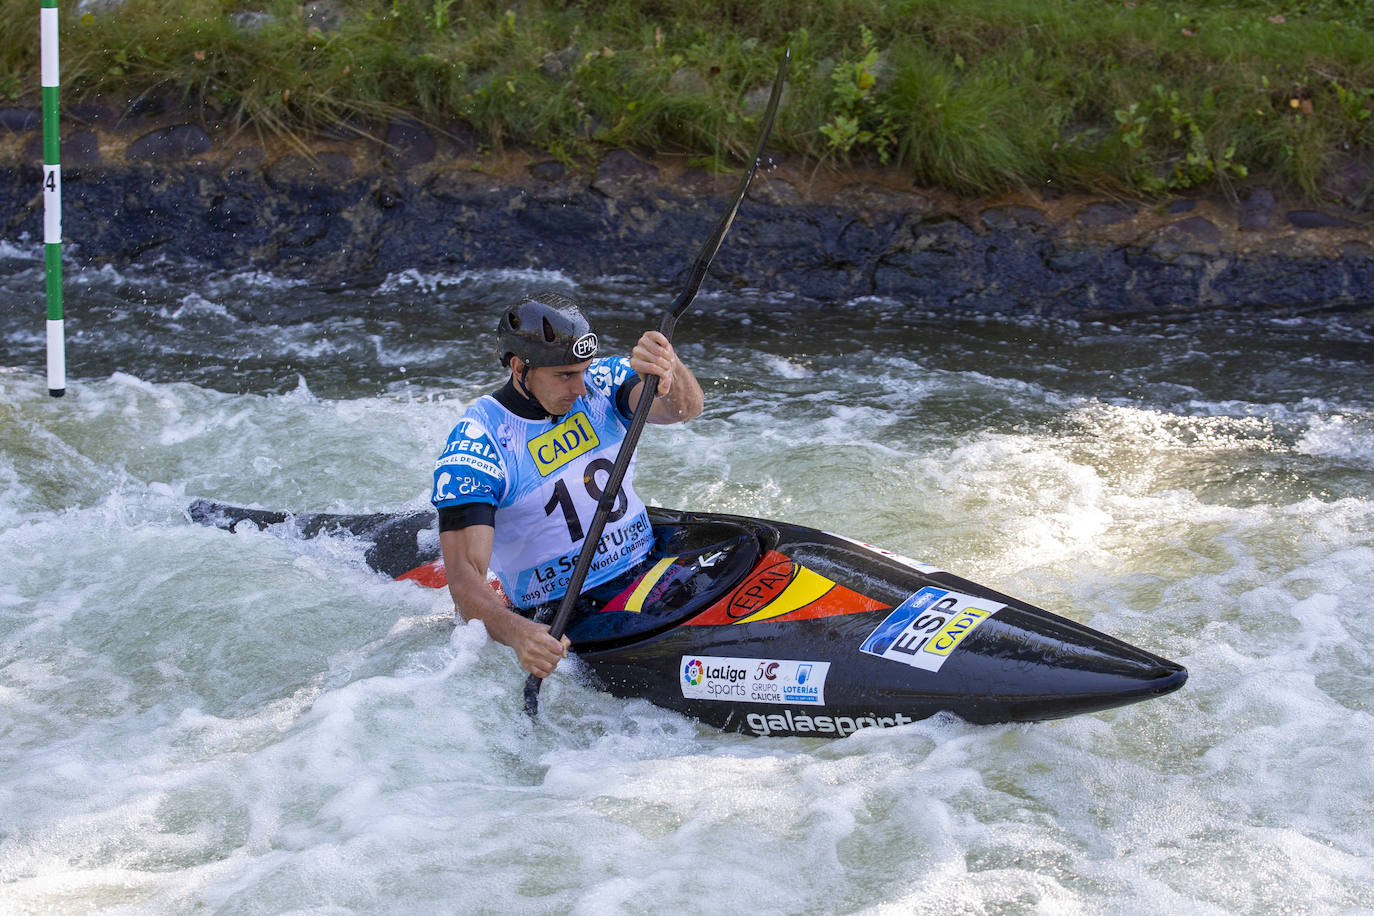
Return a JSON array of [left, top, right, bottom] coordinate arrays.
[[1, 0, 1372, 199]]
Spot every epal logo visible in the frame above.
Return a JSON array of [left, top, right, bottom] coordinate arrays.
[[572, 332, 598, 359], [684, 658, 704, 687]]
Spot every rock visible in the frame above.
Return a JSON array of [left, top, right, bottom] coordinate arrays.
[[981, 205, 1049, 231], [265, 152, 355, 191], [743, 85, 790, 117], [66, 102, 120, 127], [592, 150, 658, 197], [668, 68, 709, 95], [3, 112, 1372, 317], [383, 118, 435, 171], [0, 109, 41, 133], [125, 124, 212, 161], [748, 175, 800, 206], [1240, 189, 1276, 230], [64, 130, 102, 165], [1168, 216, 1221, 244], [530, 161, 567, 182], [1075, 202, 1135, 227], [1288, 209, 1361, 229], [1321, 153, 1373, 211]]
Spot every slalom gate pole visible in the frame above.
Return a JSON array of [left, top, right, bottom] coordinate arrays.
[[42, 0, 65, 397]]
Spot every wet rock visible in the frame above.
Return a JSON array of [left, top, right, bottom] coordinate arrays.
[[205, 194, 259, 230], [126, 124, 213, 161], [1075, 202, 1135, 227], [1288, 209, 1360, 229], [440, 120, 479, 157], [66, 102, 120, 127], [265, 152, 355, 191], [383, 118, 435, 171], [592, 150, 659, 198], [1240, 189, 1276, 230], [4, 119, 1373, 317], [1168, 199, 1197, 213], [1162, 216, 1221, 246], [980, 205, 1049, 231], [1321, 153, 1373, 211], [0, 109, 41, 133], [64, 130, 102, 165], [122, 94, 173, 124], [748, 175, 800, 206], [530, 161, 567, 182], [839, 183, 931, 216]]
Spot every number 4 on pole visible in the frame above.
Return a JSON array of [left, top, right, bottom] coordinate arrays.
[[42, 0, 66, 398]]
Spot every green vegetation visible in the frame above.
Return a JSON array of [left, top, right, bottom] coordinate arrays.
[[2, 0, 1372, 198]]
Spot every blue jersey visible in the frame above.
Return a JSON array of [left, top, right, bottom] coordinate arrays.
[[432, 357, 654, 609]]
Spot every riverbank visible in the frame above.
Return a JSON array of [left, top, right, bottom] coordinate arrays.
[[2, 102, 1372, 321]]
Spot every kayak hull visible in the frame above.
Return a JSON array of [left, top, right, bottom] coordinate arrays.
[[188, 500, 1186, 738]]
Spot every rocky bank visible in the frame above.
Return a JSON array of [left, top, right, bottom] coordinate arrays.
[[3, 102, 1373, 322]]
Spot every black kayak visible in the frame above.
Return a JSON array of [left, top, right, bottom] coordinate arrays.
[[188, 499, 1187, 738]]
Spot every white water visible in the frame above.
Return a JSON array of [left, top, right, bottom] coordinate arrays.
[[2, 257, 1372, 913]]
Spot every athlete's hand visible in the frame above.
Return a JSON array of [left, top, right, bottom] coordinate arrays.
[[511, 617, 571, 678], [630, 330, 678, 398]]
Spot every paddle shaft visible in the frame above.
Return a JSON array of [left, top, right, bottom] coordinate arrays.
[[524, 49, 789, 716]]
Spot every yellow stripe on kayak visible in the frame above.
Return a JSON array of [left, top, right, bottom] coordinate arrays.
[[734, 566, 834, 624], [625, 556, 679, 612]]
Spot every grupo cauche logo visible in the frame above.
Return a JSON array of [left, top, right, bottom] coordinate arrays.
[[683, 658, 704, 687]]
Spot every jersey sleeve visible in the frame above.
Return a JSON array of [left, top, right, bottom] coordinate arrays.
[[431, 417, 505, 513], [586, 356, 642, 424]]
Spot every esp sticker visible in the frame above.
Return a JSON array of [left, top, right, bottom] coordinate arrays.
[[860, 586, 1001, 672]]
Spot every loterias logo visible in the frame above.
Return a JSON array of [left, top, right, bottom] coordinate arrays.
[[683, 658, 704, 686], [527, 411, 599, 476]]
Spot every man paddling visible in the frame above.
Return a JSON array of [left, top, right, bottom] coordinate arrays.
[[431, 292, 704, 677]]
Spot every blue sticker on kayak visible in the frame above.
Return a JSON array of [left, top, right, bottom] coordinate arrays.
[[860, 586, 1001, 672]]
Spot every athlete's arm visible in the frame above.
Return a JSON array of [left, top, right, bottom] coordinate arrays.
[[439, 525, 569, 678], [629, 330, 704, 424]]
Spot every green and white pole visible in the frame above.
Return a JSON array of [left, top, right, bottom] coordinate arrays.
[[42, 0, 65, 397]]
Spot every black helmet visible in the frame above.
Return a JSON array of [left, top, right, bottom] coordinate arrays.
[[497, 292, 599, 368]]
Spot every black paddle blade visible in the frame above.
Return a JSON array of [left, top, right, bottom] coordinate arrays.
[[523, 673, 541, 718]]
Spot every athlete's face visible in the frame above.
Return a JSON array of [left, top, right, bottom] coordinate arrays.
[[516, 359, 591, 416]]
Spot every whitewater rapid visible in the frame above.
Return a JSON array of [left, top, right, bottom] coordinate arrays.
[[2, 251, 1372, 913]]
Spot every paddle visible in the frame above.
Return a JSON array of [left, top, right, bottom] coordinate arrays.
[[524, 48, 790, 717]]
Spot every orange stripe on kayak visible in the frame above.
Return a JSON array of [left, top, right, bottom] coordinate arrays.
[[397, 558, 448, 589], [687, 550, 890, 625]]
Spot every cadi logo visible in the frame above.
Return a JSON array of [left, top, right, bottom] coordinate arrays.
[[683, 658, 704, 686]]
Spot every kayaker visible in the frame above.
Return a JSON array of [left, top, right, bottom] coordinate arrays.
[[430, 292, 704, 677]]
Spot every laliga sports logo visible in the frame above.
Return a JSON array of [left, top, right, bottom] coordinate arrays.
[[572, 332, 598, 360], [683, 658, 704, 686]]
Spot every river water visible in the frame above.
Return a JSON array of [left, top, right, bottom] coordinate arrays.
[[2, 242, 1372, 914]]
